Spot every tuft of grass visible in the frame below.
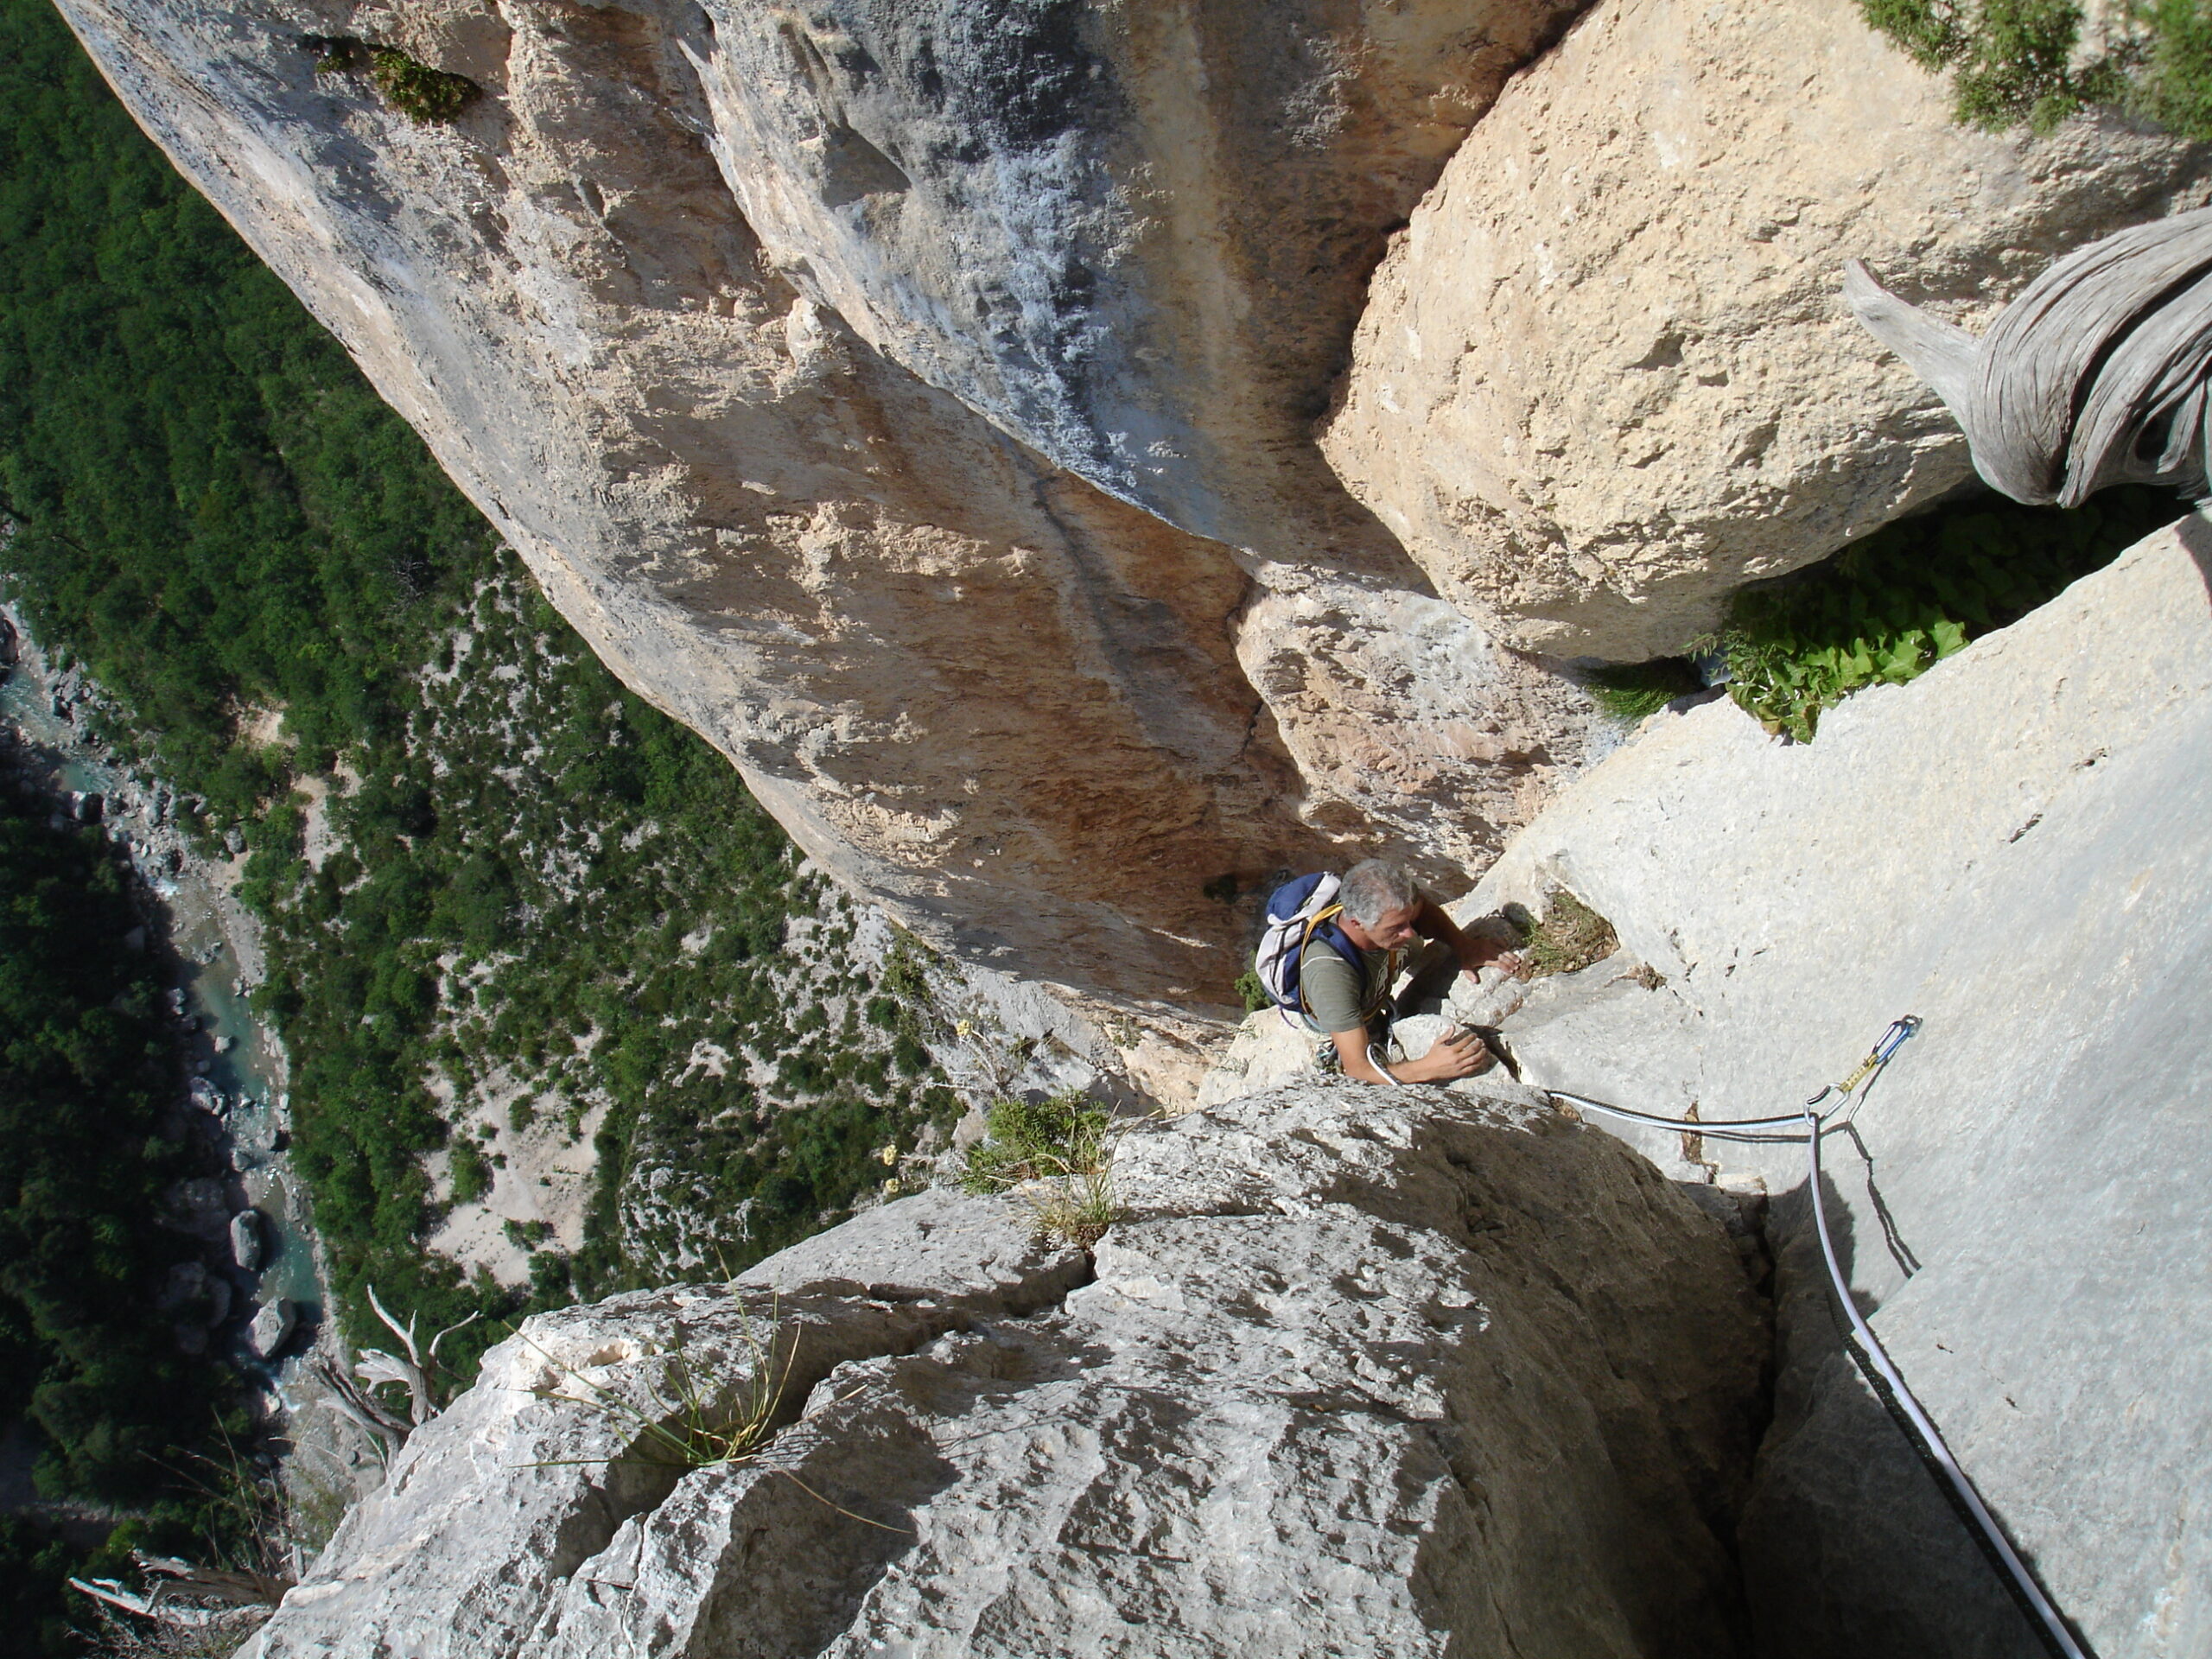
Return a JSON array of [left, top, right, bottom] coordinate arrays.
[[522, 1313, 791, 1472], [1511, 889, 1620, 979], [961, 1092, 1121, 1249], [515, 1312, 909, 1533], [1708, 486, 2178, 741], [1586, 658, 1706, 721]]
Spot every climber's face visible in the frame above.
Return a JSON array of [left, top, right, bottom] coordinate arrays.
[[1346, 900, 1421, 951]]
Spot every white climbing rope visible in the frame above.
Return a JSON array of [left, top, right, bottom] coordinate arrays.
[[1545, 1018, 2092, 1659]]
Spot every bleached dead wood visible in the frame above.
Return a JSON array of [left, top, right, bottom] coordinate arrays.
[[1847, 205, 2212, 507]]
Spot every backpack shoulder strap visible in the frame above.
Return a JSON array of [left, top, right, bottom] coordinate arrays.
[[1296, 904, 1359, 1014], [1300, 906, 1402, 1022]]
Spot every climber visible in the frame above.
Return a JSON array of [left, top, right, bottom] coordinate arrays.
[[1264, 858, 1521, 1087]]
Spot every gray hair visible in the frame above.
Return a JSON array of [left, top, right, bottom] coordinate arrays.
[[1338, 859, 1418, 928]]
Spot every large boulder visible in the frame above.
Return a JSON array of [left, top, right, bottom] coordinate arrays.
[[243, 1084, 1766, 1656], [1320, 0, 2212, 659], [230, 1208, 263, 1273], [1467, 513, 2212, 1655], [247, 1297, 296, 1361]]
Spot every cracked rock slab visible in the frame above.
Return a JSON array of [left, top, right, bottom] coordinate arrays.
[[1460, 517, 2212, 1655], [248, 1082, 1764, 1657]]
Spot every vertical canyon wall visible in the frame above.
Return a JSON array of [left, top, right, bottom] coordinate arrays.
[[52, 0, 1601, 1007], [51, 0, 2212, 1005]]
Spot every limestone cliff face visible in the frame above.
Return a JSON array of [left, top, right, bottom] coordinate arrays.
[[683, 0, 1587, 556], [1321, 0, 2212, 658], [1468, 516, 2212, 1655], [55, 0, 2211, 1003], [242, 1081, 1768, 1656], [55, 0, 1595, 1007]]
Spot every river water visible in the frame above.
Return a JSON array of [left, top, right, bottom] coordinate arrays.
[[0, 627, 325, 1360]]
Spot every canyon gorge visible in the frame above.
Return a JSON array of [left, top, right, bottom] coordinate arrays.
[[18, 0, 2212, 1652]]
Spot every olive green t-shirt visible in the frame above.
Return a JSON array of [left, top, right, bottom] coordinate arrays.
[[1299, 933, 1392, 1036]]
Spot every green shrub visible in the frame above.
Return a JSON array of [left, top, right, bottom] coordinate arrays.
[[448, 1138, 493, 1205], [367, 48, 478, 123], [1713, 486, 2178, 740], [961, 1093, 1109, 1194], [2138, 0, 2212, 130], [961, 1092, 1121, 1249], [1234, 969, 1271, 1013], [1859, 0, 2212, 137]]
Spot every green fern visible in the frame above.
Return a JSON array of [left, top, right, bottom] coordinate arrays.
[[1715, 487, 2177, 741]]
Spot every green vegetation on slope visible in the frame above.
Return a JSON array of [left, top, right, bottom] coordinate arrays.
[[0, 0, 957, 1396], [258, 571, 963, 1326], [1713, 486, 2180, 740], [1860, 0, 2212, 136], [0, 796, 245, 1657], [0, 0, 497, 826]]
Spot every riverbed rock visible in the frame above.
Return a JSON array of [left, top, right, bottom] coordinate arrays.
[[242, 1080, 1764, 1656], [246, 1298, 296, 1361], [1320, 0, 2212, 659], [1465, 512, 2212, 1655], [158, 1260, 232, 1328], [159, 1176, 230, 1240], [230, 1209, 263, 1273]]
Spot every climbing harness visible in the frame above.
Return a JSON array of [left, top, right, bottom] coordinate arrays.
[[1549, 1017, 2091, 1659]]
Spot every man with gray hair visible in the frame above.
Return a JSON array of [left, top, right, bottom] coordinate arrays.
[[1300, 858, 1519, 1086]]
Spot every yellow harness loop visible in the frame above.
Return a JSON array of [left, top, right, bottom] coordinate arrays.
[[1297, 904, 1400, 1025]]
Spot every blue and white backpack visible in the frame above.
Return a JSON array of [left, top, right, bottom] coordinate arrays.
[[1252, 872, 1369, 1027]]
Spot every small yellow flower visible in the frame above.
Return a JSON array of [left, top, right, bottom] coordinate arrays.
[[875, 1142, 899, 1166], [881, 1177, 902, 1196], [955, 1019, 974, 1038]]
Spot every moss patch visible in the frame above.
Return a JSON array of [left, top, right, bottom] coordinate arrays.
[[1586, 658, 1706, 721]]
